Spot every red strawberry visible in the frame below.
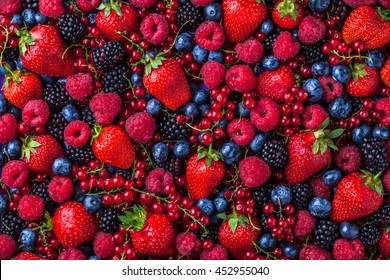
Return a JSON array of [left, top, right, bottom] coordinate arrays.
[[18, 25, 76, 77], [272, 0, 305, 30], [21, 134, 64, 175], [331, 171, 384, 222], [143, 55, 191, 111], [222, 0, 267, 44], [53, 201, 98, 247], [91, 124, 135, 169], [120, 205, 176, 257], [256, 65, 296, 103], [378, 229, 390, 258], [96, 2, 138, 42], [186, 146, 225, 201], [381, 57, 390, 86], [346, 63, 382, 97], [342, 6, 390, 50], [14, 252, 45, 260]]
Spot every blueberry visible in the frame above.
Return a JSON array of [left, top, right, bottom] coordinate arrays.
[[204, 3, 222, 21], [258, 233, 277, 251], [281, 242, 299, 259], [0, 66, 6, 76], [106, 165, 118, 174], [34, 11, 48, 24], [20, 228, 37, 245], [214, 197, 228, 213], [8, 105, 22, 120], [16, 57, 26, 70], [6, 140, 22, 159], [208, 51, 223, 63], [22, 9, 37, 26], [366, 50, 385, 69], [308, 0, 331, 12], [88, 13, 97, 25], [146, 98, 162, 115], [311, 62, 331, 77], [199, 104, 210, 118], [339, 221, 359, 240], [308, 197, 332, 218], [372, 126, 389, 140], [89, 256, 100, 260], [0, 94, 9, 114], [175, 32, 194, 52], [131, 73, 143, 86], [352, 124, 371, 144], [215, 117, 228, 129], [249, 133, 266, 153], [72, 185, 86, 202], [291, 29, 299, 41], [271, 185, 292, 206], [83, 195, 102, 213], [322, 169, 342, 186], [261, 19, 275, 35], [62, 104, 80, 122], [262, 55, 280, 70], [192, 45, 209, 64], [21, 244, 36, 252], [143, 91, 153, 101], [11, 15, 23, 25], [144, 51, 157, 61], [197, 198, 215, 216], [236, 102, 250, 118], [220, 141, 243, 165], [0, 195, 6, 214], [173, 140, 190, 158], [183, 102, 199, 117], [39, 75, 56, 84], [302, 78, 323, 102], [152, 142, 169, 163], [193, 89, 209, 105], [52, 158, 72, 176], [332, 64, 352, 83], [329, 97, 352, 119]]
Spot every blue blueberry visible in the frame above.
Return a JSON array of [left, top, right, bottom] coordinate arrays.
[[175, 32, 194, 52], [199, 104, 211, 118], [311, 62, 331, 77], [291, 29, 299, 41], [214, 197, 228, 213], [215, 117, 228, 129], [89, 256, 100, 260], [0, 66, 6, 75], [143, 91, 153, 101], [366, 50, 385, 69], [144, 51, 157, 61], [271, 185, 292, 206], [146, 98, 162, 115], [16, 57, 26, 70], [39, 75, 56, 84], [249, 134, 266, 153], [131, 73, 143, 86], [0, 94, 8, 114], [236, 102, 250, 118], [183, 102, 199, 117], [302, 78, 323, 102], [52, 158, 72, 176], [8, 105, 22, 120], [106, 165, 118, 174], [329, 97, 352, 119], [152, 142, 169, 163], [0, 195, 6, 214], [281, 242, 299, 259], [220, 141, 242, 165], [22, 9, 37, 26], [6, 140, 22, 159], [323, 169, 342, 186], [352, 124, 371, 144], [20, 228, 37, 245], [308, 0, 331, 12], [21, 244, 36, 252], [204, 3, 222, 21], [258, 233, 277, 251], [309, 197, 332, 218], [208, 50, 223, 63], [83, 195, 102, 213], [190, 81, 199, 93], [262, 55, 280, 70], [197, 198, 215, 216], [88, 12, 97, 25], [339, 221, 359, 240], [332, 64, 352, 83], [261, 19, 275, 35], [35, 11, 48, 24], [11, 15, 23, 25], [373, 126, 389, 140], [192, 45, 209, 64], [62, 104, 80, 122], [72, 185, 86, 202], [173, 140, 190, 158], [193, 89, 209, 104]]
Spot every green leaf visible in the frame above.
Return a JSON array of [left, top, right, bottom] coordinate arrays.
[[319, 141, 328, 155], [386, 226, 390, 233], [118, 215, 128, 224], [238, 218, 246, 229], [217, 213, 227, 220], [104, 7, 111, 17], [326, 140, 338, 151], [97, 3, 106, 10], [312, 140, 320, 154], [211, 154, 219, 161], [229, 218, 238, 234], [113, 5, 122, 16], [206, 156, 212, 168], [327, 128, 344, 139], [197, 151, 207, 160], [318, 117, 330, 130], [145, 64, 152, 76]]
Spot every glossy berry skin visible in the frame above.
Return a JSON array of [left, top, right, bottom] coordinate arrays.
[[271, 185, 292, 206], [214, 197, 228, 213], [152, 142, 169, 163], [352, 125, 371, 144], [52, 158, 72, 176], [372, 127, 389, 140], [262, 55, 280, 70], [346, 64, 382, 97], [83, 195, 102, 214], [20, 228, 37, 245], [281, 242, 299, 259], [339, 221, 359, 240], [322, 169, 342, 186], [302, 79, 323, 102], [197, 198, 215, 216], [258, 233, 277, 251], [204, 2, 222, 21], [220, 141, 243, 165], [175, 32, 194, 52], [308, 197, 332, 218], [173, 140, 190, 158], [332, 65, 351, 83], [366, 50, 385, 69], [329, 98, 352, 120]]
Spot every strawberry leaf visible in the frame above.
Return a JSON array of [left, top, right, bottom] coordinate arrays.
[[104, 7, 111, 17], [386, 226, 390, 233], [327, 128, 344, 139], [312, 140, 320, 154], [325, 139, 338, 151], [145, 64, 152, 76], [197, 151, 207, 160], [206, 156, 212, 168], [217, 213, 227, 220], [319, 141, 328, 155], [119, 205, 147, 232], [318, 117, 330, 130], [229, 218, 238, 234]]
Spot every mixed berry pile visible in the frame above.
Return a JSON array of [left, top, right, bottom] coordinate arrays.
[[1, 0, 390, 261]]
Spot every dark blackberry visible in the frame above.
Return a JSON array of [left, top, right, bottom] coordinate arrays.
[[156, 156, 185, 176], [116, 168, 133, 180], [314, 219, 339, 250], [300, 43, 324, 65], [291, 183, 313, 210], [46, 112, 68, 142], [195, 226, 219, 243], [81, 107, 96, 127], [92, 40, 126, 70], [350, 97, 364, 114], [31, 179, 55, 211], [252, 183, 272, 210], [1, 211, 26, 239], [176, 2, 204, 30], [370, 203, 390, 228], [228, 91, 242, 103], [58, 13, 85, 44], [79, 243, 94, 257], [260, 140, 288, 169], [24, 0, 39, 11], [98, 207, 119, 234], [263, 29, 281, 54], [158, 113, 191, 140], [360, 224, 381, 248], [102, 64, 131, 95], [259, 213, 271, 232], [329, 0, 350, 21], [43, 82, 73, 111], [3, 47, 19, 61], [361, 138, 388, 174], [66, 145, 96, 165]]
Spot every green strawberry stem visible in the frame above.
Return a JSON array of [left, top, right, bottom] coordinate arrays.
[[144, 52, 167, 76], [276, 0, 299, 21], [197, 144, 222, 168], [376, 6, 390, 21], [31, 212, 53, 245], [21, 135, 41, 161], [97, 0, 122, 17], [217, 209, 258, 234], [91, 123, 103, 145], [361, 170, 384, 196], [331, 50, 372, 62], [119, 204, 147, 232], [312, 117, 344, 155], [349, 62, 368, 82], [2, 64, 22, 88], [16, 28, 35, 55]]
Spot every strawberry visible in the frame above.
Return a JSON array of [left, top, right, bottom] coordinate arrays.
[[91, 124, 135, 169], [331, 171, 384, 222], [272, 0, 304, 30], [14, 252, 45, 260], [381, 57, 390, 86], [346, 63, 382, 97], [222, 0, 267, 44], [120, 205, 176, 257], [96, 1, 138, 42], [256, 65, 296, 103], [18, 25, 76, 77], [186, 146, 225, 201], [53, 201, 98, 247], [21, 135, 64, 175], [342, 6, 390, 50], [218, 211, 261, 259], [378, 229, 390, 258], [285, 118, 344, 184], [143, 54, 191, 111]]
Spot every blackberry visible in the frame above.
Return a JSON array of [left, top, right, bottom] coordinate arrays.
[[158, 113, 191, 140], [46, 112, 68, 142], [116, 168, 133, 180], [300, 43, 324, 65], [329, 0, 350, 21], [252, 183, 273, 210], [291, 183, 313, 210], [43, 82, 73, 111], [360, 224, 381, 248], [314, 220, 339, 250], [156, 156, 185, 176], [66, 145, 96, 165], [259, 213, 271, 232], [176, 2, 204, 30], [3, 47, 19, 61], [98, 207, 119, 234], [32, 179, 55, 211], [81, 107, 96, 127], [263, 29, 281, 54], [361, 138, 388, 174], [58, 13, 85, 44], [195, 226, 219, 243], [228, 91, 242, 103], [260, 140, 288, 169], [79, 243, 94, 257], [350, 97, 364, 114], [370, 203, 390, 228], [24, 0, 39, 11], [92, 40, 126, 70], [102, 64, 131, 95], [1, 211, 25, 239]]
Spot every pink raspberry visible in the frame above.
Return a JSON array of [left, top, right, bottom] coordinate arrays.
[[0, 0, 22, 16], [380, 0, 390, 8], [0, 234, 16, 260], [1, 160, 29, 189], [227, 118, 255, 146], [93, 232, 116, 259], [299, 245, 331, 260], [17, 194, 44, 221], [175, 232, 201, 256], [39, 0, 65, 18], [191, 0, 214, 6], [75, 0, 100, 12], [200, 245, 228, 260], [200, 61, 225, 89], [293, 210, 316, 237], [195, 21, 225, 51], [145, 168, 174, 194], [48, 176, 73, 203], [125, 112, 156, 144], [66, 72, 94, 101], [342, 0, 377, 7], [89, 93, 122, 126], [378, 230, 390, 258], [334, 145, 361, 172], [273, 31, 300, 60], [0, 113, 18, 144], [239, 156, 271, 187], [140, 13, 169, 44], [58, 247, 87, 260], [383, 168, 390, 193], [375, 98, 390, 126], [128, 0, 158, 8], [250, 98, 280, 132], [235, 38, 264, 64], [318, 76, 343, 102], [22, 100, 50, 127], [309, 177, 331, 199], [225, 65, 256, 92], [64, 120, 91, 147], [298, 16, 326, 45], [333, 238, 364, 260], [302, 104, 328, 130]]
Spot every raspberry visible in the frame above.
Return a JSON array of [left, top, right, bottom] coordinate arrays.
[[225, 65, 256, 92], [383, 168, 390, 193], [17, 194, 45, 221], [93, 232, 116, 259], [273, 31, 300, 60], [0, 234, 16, 260], [58, 247, 87, 260], [48, 176, 74, 203], [378, 230, 390, 258], [374, 98, 390, 126], [318, 76, 343, 102], [227, 118, 255, 146], [239, 156, 271, 187], [342, 0, 377, 7], [293, 210, 316, 237], [64, 120, 91, 147], [0, 0, 22, 16], [75, 0, 100, 12], [333, 238, 364, 260], [14, 252, 44, 260], [334, 145, 361, 172], [66, 72, 94, 101], [302, 104, 328, 130], [299, 245, 331, 260], [89, 93, 122, 126], [145, 168, 174, 194], [200, 244, 228, 260], [195, 21, 225, 51], [250, 98, 280, 132], [125, 112, 156, 144], [191, 0, 214, 6], [22, 100, 50, 127], [1, 160, 29, 189], [39, 0, 65, 18], [140, 13, 169, 44], [309, 177, 331, 199], [235, 38, 264, 65], [175, 232, 201, 256], [298, 16, 326, 45], [128, 0, 158, 8], [0, 113, 18, 144], [200, 61, 225, 89], [380, 0, 390, 9]]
